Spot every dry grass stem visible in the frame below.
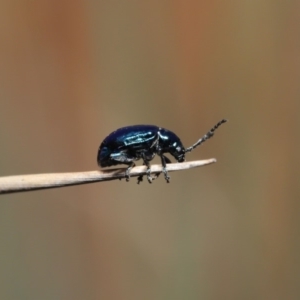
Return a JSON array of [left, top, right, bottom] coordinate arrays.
[[0, 158, 216, 195]]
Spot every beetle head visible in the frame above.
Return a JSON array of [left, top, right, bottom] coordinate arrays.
[[170, 143, 185, 162]]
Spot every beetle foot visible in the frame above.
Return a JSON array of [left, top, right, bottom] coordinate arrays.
[[151, 173, 160, 180], [162, 168, 170, 183], [137, 174, 154, 184], [155, 172, 160, 179], [125, 171, 130, 182], [146, 168, 154, 183], [137, 175, 143, 184], [125, 163, 135, 182], [147, 175, 153, 183]]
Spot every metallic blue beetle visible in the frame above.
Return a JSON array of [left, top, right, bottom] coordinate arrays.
[[97, 119, 227, 183]]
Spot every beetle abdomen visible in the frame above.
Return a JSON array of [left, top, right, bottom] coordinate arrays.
[[98, 125, 160, 167]]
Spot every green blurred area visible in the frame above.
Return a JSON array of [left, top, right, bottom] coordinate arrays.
[[0, 1, 299, 299]]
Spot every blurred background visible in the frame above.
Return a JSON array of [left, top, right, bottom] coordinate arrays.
[[0, 1, 299, 299]]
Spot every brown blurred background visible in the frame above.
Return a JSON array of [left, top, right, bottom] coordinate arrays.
[[0, 1, 300, 299]]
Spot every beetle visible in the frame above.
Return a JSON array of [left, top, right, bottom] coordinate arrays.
[[97, 119, 227, 183]]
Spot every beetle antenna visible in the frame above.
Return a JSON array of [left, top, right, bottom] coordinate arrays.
[[185, 119, 227, 153]]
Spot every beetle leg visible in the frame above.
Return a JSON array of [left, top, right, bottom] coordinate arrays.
[[159, 154, 171, 183], [139, 153, 154, 184], [137, 174, 143, 184], [145, 161, 153, 184], [163, 155, 172, 164], [137, 161, 145, 184], [151, 155, 171, 181], [125, 162, 135, 181]]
